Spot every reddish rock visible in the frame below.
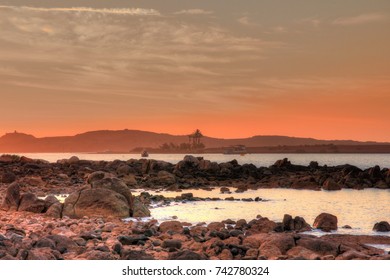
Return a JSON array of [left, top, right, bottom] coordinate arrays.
[[1, 182, 21, 211], [296, 236, 339, 256], [207, 222, 225, 231], [63, 188, 130, 219], [287, 246, 320, 260], [159, 221, 183, 233], [18, 193, 46, 213], [313, 213, 338, 232], [322, 178, 342, 191]]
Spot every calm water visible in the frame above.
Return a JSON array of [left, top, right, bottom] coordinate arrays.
[[136, 188, 390, 236], [17, 153, 390, 169]]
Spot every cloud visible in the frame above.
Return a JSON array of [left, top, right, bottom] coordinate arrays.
[[174, 9, 213, 15], [333, 13, 387, 26], [0, 5, 160, 16], [237, 16, 259, 27]]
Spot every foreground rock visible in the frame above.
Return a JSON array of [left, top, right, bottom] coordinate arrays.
[[0, 210, 389, 260], [313, 213, 338, 232]]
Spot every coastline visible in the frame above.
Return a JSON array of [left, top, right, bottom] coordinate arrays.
[[0, 154, 389, 260]]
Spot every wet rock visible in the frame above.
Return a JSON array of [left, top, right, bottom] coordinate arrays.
[[132, 197, 151, 217], [1, 182, 21, 211], [63, 188, 130, 219], [322, 178, 342, 191], [18, 193, 46, 213], [282, 214, 311, 232], [313, 213, 338, 232], [373, 221, 390, 232]]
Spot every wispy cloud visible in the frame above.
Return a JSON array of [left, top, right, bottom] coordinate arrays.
[[333, 13, 387, 26], [174, 9, 213, 15], [237, 16, 259, 27], [0, 5, 161, 16]]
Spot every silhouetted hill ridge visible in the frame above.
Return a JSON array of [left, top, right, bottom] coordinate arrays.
[[0, 129, 387, 153]]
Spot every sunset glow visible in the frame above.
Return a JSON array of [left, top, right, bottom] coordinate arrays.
[[0, 0, 389, 141]]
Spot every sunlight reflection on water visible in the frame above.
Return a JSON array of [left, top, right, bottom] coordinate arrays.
[[138, 188, 390, 236]]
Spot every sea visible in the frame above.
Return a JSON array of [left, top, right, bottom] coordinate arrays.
[[15, 153, 390, 239]]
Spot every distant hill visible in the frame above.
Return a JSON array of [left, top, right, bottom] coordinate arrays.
[[0, 130, 388, 153]]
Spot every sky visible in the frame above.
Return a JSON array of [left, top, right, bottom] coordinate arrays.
[[0, 0, 389, 141]]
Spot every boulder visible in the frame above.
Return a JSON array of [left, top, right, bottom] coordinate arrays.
[[132, 197, 151, 217], [68, 156, 80, 164], [18, 193, 46, 213], [45, 203, 63, 219], [63, 188, 130, 219], [322, 178, 342, 191], [91, 177, 133, 206], [157, 171, 176, 185], [313, 213, 338, 232], [159, 221, 183, 233], [282, 214, 311, 232], [1, 182, 21, 211], [373, 221, 390, 232], [273, 158, 292, 168]]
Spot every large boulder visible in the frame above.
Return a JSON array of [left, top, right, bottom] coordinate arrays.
[[63, 188, 130, 219], [18, 193, 46, 213], [1, 182, 21, 211], [91, 177, 133, 206], [373, 221, 390, 232], [313, 213, 338, 232]]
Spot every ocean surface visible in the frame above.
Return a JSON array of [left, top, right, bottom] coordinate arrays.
[[133, 188, 390, 237], [17, 153, 390, 237], [17, 152, 390, 169]]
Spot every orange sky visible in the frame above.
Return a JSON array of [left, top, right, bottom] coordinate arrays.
[[0, 1, 389, 141]]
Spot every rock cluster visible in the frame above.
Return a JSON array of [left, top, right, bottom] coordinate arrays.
[[0, 211, 389, 260]]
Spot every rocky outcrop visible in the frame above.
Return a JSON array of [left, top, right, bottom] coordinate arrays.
[[313, 213, 338, 232], [322, 178, 342, 191]]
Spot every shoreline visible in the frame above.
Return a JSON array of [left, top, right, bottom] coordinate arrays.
[[0, 154, 389, 260]]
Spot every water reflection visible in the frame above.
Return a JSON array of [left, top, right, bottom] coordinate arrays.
[[138, 188, 390, 236]]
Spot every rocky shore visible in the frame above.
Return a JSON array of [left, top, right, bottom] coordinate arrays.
[[0, 154, 389, 260]]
